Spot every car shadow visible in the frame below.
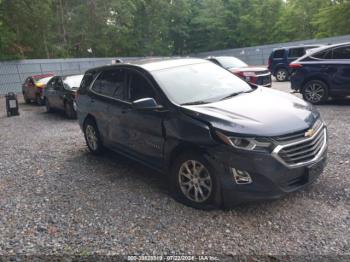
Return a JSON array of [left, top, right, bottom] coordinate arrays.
[[322, 97, 350, 106], [68, 148, 169, 195]]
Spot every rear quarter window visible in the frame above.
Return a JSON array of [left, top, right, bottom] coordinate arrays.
[[79, 71, 97, 94], [273, 49, 285, 59]]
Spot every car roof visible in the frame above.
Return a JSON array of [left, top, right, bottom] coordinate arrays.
[[87, 58, 208, 73], [273, 45, 323, 51], [55, 74, 84, 78], [32, 73, 55, 79]]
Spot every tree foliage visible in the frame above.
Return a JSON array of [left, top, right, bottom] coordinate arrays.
[[0, 0, 349, 60]]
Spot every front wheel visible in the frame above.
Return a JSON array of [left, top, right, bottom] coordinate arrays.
[[170, 153, 219, 209], [302, 80, 329, 104], [83, 118, 104, 155], [275, 68, 288, 82]]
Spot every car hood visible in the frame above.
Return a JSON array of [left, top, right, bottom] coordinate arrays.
[[181, 87, 319, 137]]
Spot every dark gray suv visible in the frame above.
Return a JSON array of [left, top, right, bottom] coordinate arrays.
[[76, 58, 327, 209]]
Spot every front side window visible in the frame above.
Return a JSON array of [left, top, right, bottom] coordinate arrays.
[[128, 72, 156, 101], [152, 62, 252, 105], [91, 69, 126, 99], [332, 46, 350, 59]]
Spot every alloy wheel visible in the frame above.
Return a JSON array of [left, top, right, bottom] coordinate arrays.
[[276, 70, 287, 81], [85, 125, 98, 151], [304, 83, 325, 103], [178, 160, 212, 203]]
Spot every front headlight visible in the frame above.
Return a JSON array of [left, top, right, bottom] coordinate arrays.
[[215, 130, 273, 152]]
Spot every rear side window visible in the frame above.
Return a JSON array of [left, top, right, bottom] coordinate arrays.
[[80, 72, 96, 94], [288, 48, 305, 58], [273, 49, 285, 59], [312, 50, 332, 59], [332, 46, 350, 59], [91, 69, 126, 99]]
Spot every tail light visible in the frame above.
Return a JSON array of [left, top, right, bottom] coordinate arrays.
[[232, 70, 257, 83], [268, 58, 272, 67], [289, 63, 303, 69]]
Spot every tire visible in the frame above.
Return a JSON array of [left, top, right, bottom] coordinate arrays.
[[45, 98, 53, 113], [36, 95, 44, 106], [23, 93, 30, 104], [64, 101, 77, 119], [275, 68, 288, 82], [169, 152, 219, 210], [83, 118, 104, 155], [302, 80, 329, 104]]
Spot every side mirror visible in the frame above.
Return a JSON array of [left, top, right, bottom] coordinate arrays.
[[132, 98, 163, 110]]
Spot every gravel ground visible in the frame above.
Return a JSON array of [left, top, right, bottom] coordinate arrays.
[[0, 80, 349, 258]]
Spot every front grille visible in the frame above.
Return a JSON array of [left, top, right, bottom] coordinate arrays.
[[273, 119, 322, 144], [272, 120, 327, 168], [256, 75, 271, 85]]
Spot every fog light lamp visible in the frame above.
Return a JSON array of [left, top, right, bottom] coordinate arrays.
[[232, 168, 252, 184]]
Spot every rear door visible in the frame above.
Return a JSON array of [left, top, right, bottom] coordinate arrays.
[[88, 70, 121, 144], [118, 70, 166, 167], [330, 45, 350, 94]]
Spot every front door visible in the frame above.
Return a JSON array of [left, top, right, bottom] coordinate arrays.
[[119, 70, 166, 167]]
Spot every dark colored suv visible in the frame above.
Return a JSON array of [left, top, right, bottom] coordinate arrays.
[[290, 42, 350, 104], [268, 45, 322, 81], [76, 58, 327, 209], [44, 74, 84, 118]]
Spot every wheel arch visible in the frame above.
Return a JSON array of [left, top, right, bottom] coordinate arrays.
[[301, 76, 330, 91]]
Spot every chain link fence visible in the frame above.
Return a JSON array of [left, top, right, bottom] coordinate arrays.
[[194, 34, 350, 65], [1, 34, 350, 94]]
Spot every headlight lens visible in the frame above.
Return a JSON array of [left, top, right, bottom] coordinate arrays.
[[215, 130, 273, 152]]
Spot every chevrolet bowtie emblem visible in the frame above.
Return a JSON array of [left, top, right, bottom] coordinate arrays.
[[305, 128, 315, 138]]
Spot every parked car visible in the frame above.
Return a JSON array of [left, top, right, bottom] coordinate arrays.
[[268, 45, 323, 81], [22, 74, 55, 105], [290, 42, 350, 104], [207, 56, 271, 87], [76, 58, 327, 209], [44, 74, 84, 118]]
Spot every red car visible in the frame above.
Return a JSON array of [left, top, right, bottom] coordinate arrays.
[[207, 56, 272, 87], [22, 73, 55, 105]]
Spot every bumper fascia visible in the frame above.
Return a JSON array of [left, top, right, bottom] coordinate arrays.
[[205, 145, 327, 208]]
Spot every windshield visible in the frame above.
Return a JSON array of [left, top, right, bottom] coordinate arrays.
[[36, 76, 53, 85], [63, 75, 84, 90], [152, 62, 252, 105], [216, 57, 248, 68]]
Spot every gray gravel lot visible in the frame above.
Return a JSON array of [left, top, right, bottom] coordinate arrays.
[[0, 80, 349, 257]]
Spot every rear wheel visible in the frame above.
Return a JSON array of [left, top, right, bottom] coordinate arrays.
[[170, 152, 219, 209], [275, 68, 288, 82], [36, 95, 44, 106], [302, 80, 329, 104], [83, 118, 104, 155]]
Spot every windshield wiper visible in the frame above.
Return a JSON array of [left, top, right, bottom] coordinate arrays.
[[220, 90, 252, 101], [181, 100, 210, 106]]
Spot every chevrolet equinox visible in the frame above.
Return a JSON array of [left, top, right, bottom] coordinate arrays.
[[76, 58, 328, 209]]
